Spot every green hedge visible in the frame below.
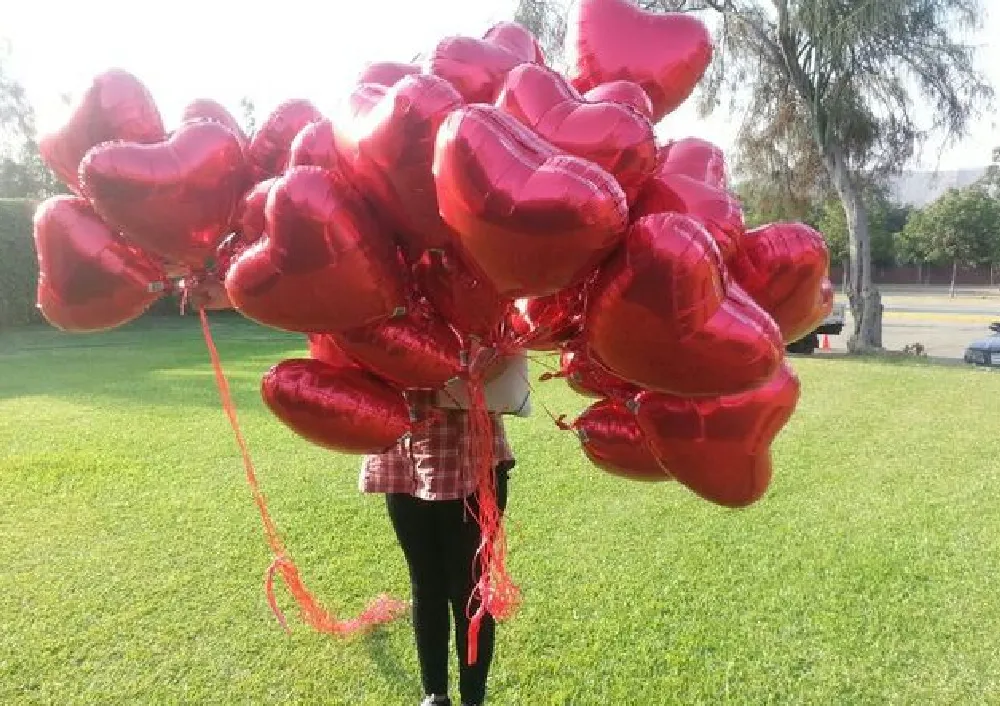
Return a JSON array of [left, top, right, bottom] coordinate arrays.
[[0, 198, 41, 329]]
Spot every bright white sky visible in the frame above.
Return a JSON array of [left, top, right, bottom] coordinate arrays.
[[3, 0, 997, 171]]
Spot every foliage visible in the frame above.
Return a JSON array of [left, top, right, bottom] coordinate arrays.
[[0, 197, 40, 328], [1, 321, 1000, 703], [901, 185, 1000, 268], [816, 192, 909, 266]]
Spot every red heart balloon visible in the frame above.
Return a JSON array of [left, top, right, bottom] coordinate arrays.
[[560, 338, 639, 400], [181, 99, 248, 146], [308, 333, 359, 369], [497, 63, 657, 202], [635, 362, 801, 507], [585, 212, 783, 397], [356, 61, 421, 88], [574, 398, 668, 482], [262, 359, 410, 454], [412, 247, 509, 342], [38, 69, 165, 194], [426, 21, 543, 103], [335, 74, 465, 258], [33, 196, 166, 332], [566, 0, 712, 122], [658, 138, 728, 189], [434, 105, 628, 298], [247, 99, 324, 181], [583, 81, 654, 120], [509, 287, 585, 351], [233, 178, 277, 244], [80, 120, 248, 269], [334, 299, 463, 390], [728, 222, 834, 343], [225, 166, 407, 333], [632, 164, 744, 262]]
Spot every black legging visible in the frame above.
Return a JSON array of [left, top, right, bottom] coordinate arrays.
[[386, 462, 512, 705]]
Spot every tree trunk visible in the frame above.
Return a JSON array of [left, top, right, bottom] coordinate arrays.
[[950, 260, 958, 298], [824, 147, 881, 352], [842, 258, 849, 294], [917, 261, 923, 285]]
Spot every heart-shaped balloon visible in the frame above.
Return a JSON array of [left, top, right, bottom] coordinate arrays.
[[583, 81, 654, 120], [585, 212, 783, 397], [635, 362, 800, 507], [632, 164, 745, 262], [308, 333, 359, 369], [559, 338, 639, 400], [566, 0, 713, 123], [38, 69, 165, 193], [426, 21, 543, 103], [233, 178, 277, 244], [261, 359, 410, 454], [497, 63, 657, 202], [80, 120, 248, 269], [356, 61, 421, 88], [658, 138, 728, 189], [288, 118, 350, 183], [181, 99, 248, 147], [434, 105, 628, 298], [509, 287, 585, 351], [574, 398, 668, 482], [728, 222, 834, 343], [33, 196, 166, 332], [334, 298, 463, 390], [335, 74, 465, 258], [225, 166, 407, 333], [247, 99, 324, 181], [412, 247, 509, 342]]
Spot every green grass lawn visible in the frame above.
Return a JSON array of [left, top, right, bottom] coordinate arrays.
[[2, 316, 999, 705]]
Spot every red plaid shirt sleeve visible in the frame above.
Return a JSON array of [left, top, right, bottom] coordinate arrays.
[[360, 390, 514, 501]]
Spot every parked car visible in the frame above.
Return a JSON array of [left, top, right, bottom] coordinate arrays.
[[786, 302, 846, 355], [963, 322, 1000, 368]]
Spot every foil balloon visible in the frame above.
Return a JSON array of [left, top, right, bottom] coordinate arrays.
[[565, 0, 713, 123], [658, 138, 728, 190], [585, 212, 783, 397], [38, 69, 165, 193], [308, 333, 359, 369], [335, 298, 463, 389], [180, 99, 248, 146], [335, 74, 465, 258], [584, 81, 654, 120], [288, 119, 346, 175], [214, 233, 243, 280], [573, 399, 668, 482], [261, 359, 410, 454], [434, 105, 628, 298], [33, 196, 166, 332], [509, 287, 585, 351], [560, 339, 638, 400], [233, 178, 276, 244], [412, 247, 509, 342], [225, 166, 407, 333], [632, 164, 745, 262], [79, 120, 248, 268], [496, 63, 657, 202], [356, 61, 421, 88], [635, 362, 801, 507], [425, 21, 543, 103], [728, 222, 834, 343], [247, 99, 324, 181]]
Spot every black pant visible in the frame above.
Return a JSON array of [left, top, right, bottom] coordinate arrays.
[[386, 462, 512, 705]]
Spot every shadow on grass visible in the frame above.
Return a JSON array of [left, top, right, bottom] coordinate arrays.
[[364, 627, 415, 696]]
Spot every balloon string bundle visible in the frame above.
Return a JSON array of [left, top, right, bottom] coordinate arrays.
[[198, 308, 408, 635]]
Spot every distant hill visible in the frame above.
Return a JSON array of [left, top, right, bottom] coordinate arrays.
[[889, 167, 990, 207]]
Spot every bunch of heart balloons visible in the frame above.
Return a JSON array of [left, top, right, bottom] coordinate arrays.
[[33, 0, 834, 513]]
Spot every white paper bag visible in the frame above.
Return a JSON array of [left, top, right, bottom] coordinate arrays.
[[436, 353, 532, 417]]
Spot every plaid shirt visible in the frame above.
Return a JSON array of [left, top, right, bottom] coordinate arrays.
[[360, 390, 514, 501]]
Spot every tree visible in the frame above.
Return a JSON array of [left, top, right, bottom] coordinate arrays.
[[239, 97, 257, 137], [900, 186, 1000, 295], [515, 0, 994, 352], [0, 44, 62, 199]]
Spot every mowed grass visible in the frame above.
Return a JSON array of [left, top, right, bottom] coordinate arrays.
[[2, 317, 1000, 705]]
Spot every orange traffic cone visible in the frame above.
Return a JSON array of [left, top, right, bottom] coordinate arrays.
[[821, 334, 831, 350]]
